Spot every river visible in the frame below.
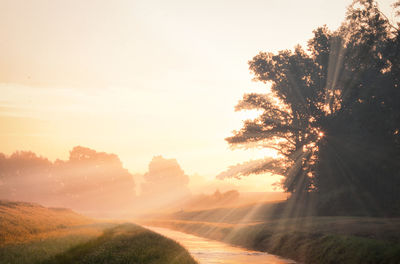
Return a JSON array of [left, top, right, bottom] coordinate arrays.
[[145, 226, 296, 264]]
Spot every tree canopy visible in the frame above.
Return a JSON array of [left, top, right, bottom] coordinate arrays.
[[225, 0, 400, 215], [141, 156, 190, 198]]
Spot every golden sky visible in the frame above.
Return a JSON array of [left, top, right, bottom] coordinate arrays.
[[0, 0, 395, 192]]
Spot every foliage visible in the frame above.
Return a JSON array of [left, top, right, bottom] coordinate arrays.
[[225, 0, 400, 215]]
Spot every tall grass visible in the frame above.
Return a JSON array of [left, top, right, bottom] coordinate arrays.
[[0, 201, 197, 264], [41, 224, 197, 264], [0, 223, 113, 264], [0, 201, 93, 245]]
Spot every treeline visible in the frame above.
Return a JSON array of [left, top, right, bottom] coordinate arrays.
[[0, 146, 135, 215], [0, 148, 201, 217]]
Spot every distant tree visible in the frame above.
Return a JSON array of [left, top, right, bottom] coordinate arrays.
[[140, 156, 190, 208], [0, 147, 136, 215], [54, 146, 136, 213], [225, 0, 400, 215], [0, 151, 53, 201]]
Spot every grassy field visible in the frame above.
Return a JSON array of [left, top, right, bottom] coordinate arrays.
[[0, 200, 94, 245], [144, 216, 400, 264], [41, 224, 197, 264], [0, 223, 113, 264], [0, 200, 197, 264]]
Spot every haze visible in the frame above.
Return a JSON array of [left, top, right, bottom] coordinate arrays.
[[0, 0, 395, 192]]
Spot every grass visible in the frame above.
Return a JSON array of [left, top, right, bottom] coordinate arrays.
[[0, 223, 112, 264], [144, 216, 400, 264], [41, 223, 197, 264], [0, 200, 197, 264], [0, 200, 94, 245], [0, 200, 110, 264]]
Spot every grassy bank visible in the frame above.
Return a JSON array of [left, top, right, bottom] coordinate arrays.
[[0, 200, 112, 263], [0, 200, 94, 245], [0, 200, 197, 264], [144, 217, 400, 264], [0, 223, 113, 264], [41, 223, 197, 264]]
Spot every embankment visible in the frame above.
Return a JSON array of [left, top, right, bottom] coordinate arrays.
[[0, 200, 197, 264], [41, 223, 198, 264], [144, 217, 400, 264]]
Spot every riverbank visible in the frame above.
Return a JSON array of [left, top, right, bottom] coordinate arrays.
[[41, 224, 198, 264], [0, 201, 197, 264], [143, 217, 400, 264], [145, 225, 295, 264]]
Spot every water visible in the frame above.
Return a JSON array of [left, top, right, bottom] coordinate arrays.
[[145, 226, 296, 264]]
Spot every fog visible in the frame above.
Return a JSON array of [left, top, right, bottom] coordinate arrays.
[[0, 146, 284, 218]]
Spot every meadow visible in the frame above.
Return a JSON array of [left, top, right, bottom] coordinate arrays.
[[0, 201, 197, 264], [0, 224, 111, 264], [41, 224, 197, 264]]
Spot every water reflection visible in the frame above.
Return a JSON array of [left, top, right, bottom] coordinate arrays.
[[145, 226, 296, 264]]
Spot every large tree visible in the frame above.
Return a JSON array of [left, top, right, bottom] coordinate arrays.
[[224, 0, 400, 215]]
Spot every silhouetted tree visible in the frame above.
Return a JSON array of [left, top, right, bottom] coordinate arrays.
[[226, 0, 400, 215], [0, 151, 53, 201], [140, 156, 190, 209], [0, 146, 136, 216], [54, 146, 136, 213]]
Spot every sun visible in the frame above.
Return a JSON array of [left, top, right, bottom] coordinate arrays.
[[237, 109, 263, 121]]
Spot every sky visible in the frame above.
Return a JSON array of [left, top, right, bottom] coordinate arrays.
[[0, 0, 396, 193]]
